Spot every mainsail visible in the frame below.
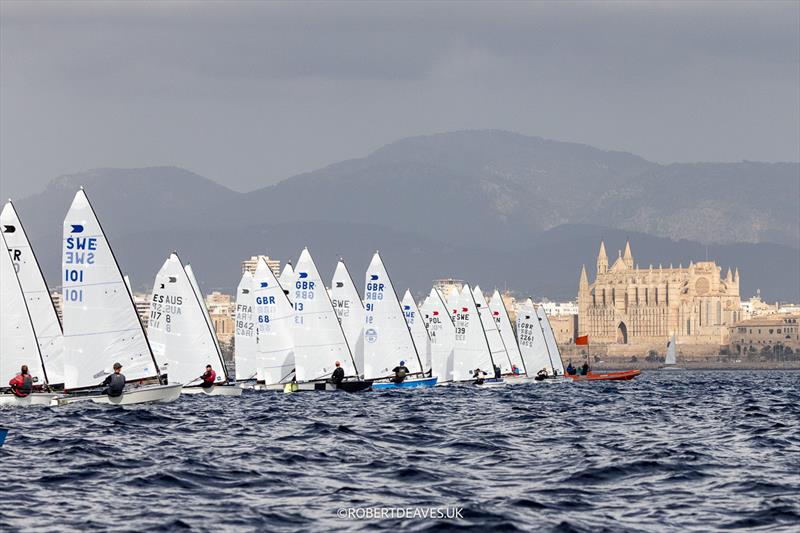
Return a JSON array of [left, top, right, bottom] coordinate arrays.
[[183, 263, 230, 381], [516, 302, 552, 374], [536, 306, 566, 375], [293, 248, 357, 382], [363, 252, 423, 380], [489, 289, 526, 375], [234, 271, 258, 381], [473, 285, 511, 373], [665, 334, 677, 366], [453, 284, 494, 382], [148, 253, 225, 385], [1, 201, 64, 385], [61, 189, 159, 389], [1, 231, 47, 386], [420, 288, 454, 382], [278, 262, 295, 299], [253, 257, 295, 385], [402, 289, 432, 374], [330, 260, 365, 375]]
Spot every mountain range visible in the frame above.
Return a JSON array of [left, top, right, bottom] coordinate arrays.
[[12, 130, 800, 301]]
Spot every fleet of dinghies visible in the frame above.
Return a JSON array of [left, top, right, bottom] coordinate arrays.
[[1, 187, 611, 408]]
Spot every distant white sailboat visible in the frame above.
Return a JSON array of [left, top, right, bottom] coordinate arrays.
[[516, 302, 559, 381], [661, 334, 683, 370], [420, 288, 455, 384], [252, 257, 295, 389], [536, 306, 566, 377], [291, 248, 371, 392], [402, 289, 432, 375], [1, 201, 65, 388], [234, 271, 258, 382], [56, 189, 181, 405], [0, 231, 58, 406], [330, 260, 365, 375], [488, 289, 527, 381], [148, 253, 241, 396], [278, 262, 295, 298], [453, 284, 501, 385], [473, 285, 511, 375], [363, 252, 435, 389]]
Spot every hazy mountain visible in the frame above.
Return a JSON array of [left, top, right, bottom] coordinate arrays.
[[13, 131, 800, 301]]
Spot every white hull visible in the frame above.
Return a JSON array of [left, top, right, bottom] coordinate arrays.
[[252, 382, 288, 391], [182, 384, 243, 396], [504, 375, 535, 384], [52, 383, 182, 406], [660, 366, 685, 371], [0, 393, 60, 407]]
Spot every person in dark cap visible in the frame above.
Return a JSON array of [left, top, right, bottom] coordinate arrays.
[[330, 361, 345, 386], [102, 362, 126, 397], [391, 360, 410, 384]]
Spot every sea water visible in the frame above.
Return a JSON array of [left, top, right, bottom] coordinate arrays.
[[1, 370, 798, 531]]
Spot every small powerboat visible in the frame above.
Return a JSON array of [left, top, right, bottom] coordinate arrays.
[[566, 369, 640, 381]]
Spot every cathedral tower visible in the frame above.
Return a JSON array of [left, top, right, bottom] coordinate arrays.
[[596, 241, 608, 275]]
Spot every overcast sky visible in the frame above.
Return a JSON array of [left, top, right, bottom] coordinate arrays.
[[1, 1, 798, 198]]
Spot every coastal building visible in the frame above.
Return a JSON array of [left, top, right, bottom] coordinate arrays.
[[433, 278, 464, 296], [549, 314, 578, 346], [739, 291, 777, 320], [205, 291, 236, 343], [578, 241, 742, 350], [729, 314, 800, 355], [242, 255, 281, 277], [50, 290, 62, 323], [538, 300, 579, 317], [132, 292, 151, 328]]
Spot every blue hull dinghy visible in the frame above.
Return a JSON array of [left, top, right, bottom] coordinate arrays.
[[372, 376, 438, 389]]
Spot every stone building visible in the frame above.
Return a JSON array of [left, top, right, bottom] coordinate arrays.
[[578, 241, 742, 350], [729, 314, 800, 355]]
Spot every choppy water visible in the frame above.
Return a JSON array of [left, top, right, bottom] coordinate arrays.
[[1, 370, 799, 532]]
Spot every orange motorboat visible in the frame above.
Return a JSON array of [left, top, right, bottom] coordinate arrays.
[[565, 369, 640, 381]]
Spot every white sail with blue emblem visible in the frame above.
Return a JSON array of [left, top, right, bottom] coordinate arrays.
[[183, 263, 230, 382], [473, 285, 511, 374], [293, 248, 357, 382], [1, 230, 47, 386], [1, 201, 64, 385], [147, 253, 225, 385], [234, 271, 258, 381], [489, 289, 526, 375], [363, 252, 423, 380], [61, 189, 159, 390], [420, 288, 455, 382], [402, 289, 431, 373], [253, 257, 295, 385], [516, 302, 552, 374], [453, 284, 494, 382], [330, 260, 365, 375], [536, 306, 565, 375]]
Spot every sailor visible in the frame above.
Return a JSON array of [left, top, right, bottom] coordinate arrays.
[[493, 364, 502, 379], [566, 361, 577, 375], [511, 364, 521, 376], [200, 365, 217, 388], [102, 363, 126, 397], [472, 368, 487, 385], [8, 365, 33, 398], [581, 362, 590, 375], [391, 361, 410, 384], [330, 361, 345, 386], [535, 367, 549, 381]]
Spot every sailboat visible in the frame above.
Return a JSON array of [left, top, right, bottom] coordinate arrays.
[[473, 286, 511, 376], [252, 257, 295, 390], [148, 253, 241, 396], [291, 248, 371, 392], [535, 306, 568, 379], [278, 262, 295, 296], [453, 284, 502, 386], [488, 289, 528, 382], [0, 231, 59, 406], [401, 289, 432, 375], [234, 271, 258, 385], [1, 201, 65, 389], [661, 334, 683, 371], [55, 189, 181, 405], [420, 287, 455, 384], [363, 252, 436, 389], [515, 302, 564, 383], [330, 260, 365, 376]]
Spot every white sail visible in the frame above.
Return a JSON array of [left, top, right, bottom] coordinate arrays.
[[1, 231, 47, 386], [61, 189, 159, 389], [253, 257, 295, 385], [420, 288, 454, 382], [330, 260, 365, 374], [234, 271, 258, 380], [516, 302, 552, 374], [473, 285, 511, 374], [453, 284, 494, 382], [665, 334, 677, 366], [293, 248, 357, 382], [147, 253, 225, 385], [402, 290, 431, 374], [536, 306, 566, 375], [489, 289, 526, 374], [1, 201, 64, 385], [362, 252, 422, 380], [278, 262, 295, 300], [183, 263, 229, 381]]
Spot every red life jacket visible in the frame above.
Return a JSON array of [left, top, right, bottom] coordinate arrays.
[[203, 369, 217, 384], [10, 373, 33, 398]]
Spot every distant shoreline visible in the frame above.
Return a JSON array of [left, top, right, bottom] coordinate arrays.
[[592, 361, 800, 371]]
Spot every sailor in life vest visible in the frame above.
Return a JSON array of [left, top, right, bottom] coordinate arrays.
[[200, 365, 217, 388], [102, 362, 126, 397], [8, 365, 34, 398]]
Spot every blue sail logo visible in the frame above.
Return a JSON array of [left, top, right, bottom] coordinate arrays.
[[370, 274, 379, 281], [298, 272, 309, 279], [70, 224, 84, 233], [260, 282, 268, 288]]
